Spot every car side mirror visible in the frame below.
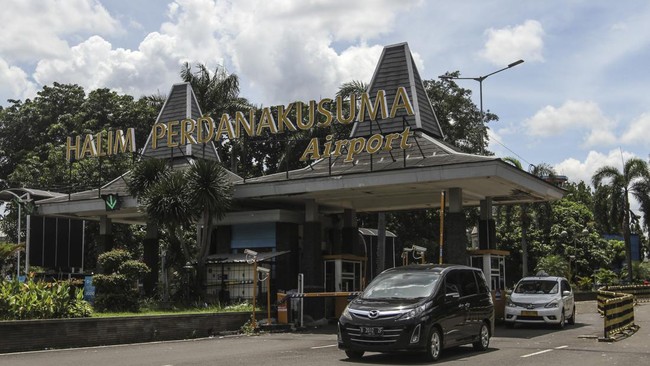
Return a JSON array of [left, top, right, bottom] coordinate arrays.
[[445, 292, 460, 301], [562, 290, 571, 297]]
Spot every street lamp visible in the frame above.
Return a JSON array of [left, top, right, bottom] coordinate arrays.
[[561, 228, 590, 282], [439, 59, 524, 154]]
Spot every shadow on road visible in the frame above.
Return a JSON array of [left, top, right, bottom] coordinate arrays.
[[338, 346, 499, 364]]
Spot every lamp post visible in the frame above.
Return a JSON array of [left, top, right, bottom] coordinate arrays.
[[244, 249, 259, 329], [439, 59, 524, 154], [560, 228, 589, 282]]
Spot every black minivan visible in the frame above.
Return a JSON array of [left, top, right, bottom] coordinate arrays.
[[338, 264, 494, 361]]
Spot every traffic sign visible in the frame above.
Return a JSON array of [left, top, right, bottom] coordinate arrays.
[[101, 193, 120, 211]]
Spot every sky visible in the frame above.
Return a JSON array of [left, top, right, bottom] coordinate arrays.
[[1, 0, 650, 188]]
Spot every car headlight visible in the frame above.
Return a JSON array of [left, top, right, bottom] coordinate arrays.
[[545, 300, 559, 308], [399, 305, 425, 320], [340, 305, 353, 320], [506, 298, 516, 308]]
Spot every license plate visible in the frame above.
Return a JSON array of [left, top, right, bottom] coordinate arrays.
[[360, 326, 383, 336], [521, 310, 538, 316]]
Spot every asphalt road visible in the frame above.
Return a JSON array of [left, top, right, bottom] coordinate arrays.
[[1, 302, 648, 366]]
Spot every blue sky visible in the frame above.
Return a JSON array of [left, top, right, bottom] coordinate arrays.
[[2, 0, 650, 187]]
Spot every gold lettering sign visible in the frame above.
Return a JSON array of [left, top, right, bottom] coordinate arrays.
[[65, 88, 415, 162]]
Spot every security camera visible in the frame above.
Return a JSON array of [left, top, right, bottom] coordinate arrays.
[[244, 249, 258, 257], [402, 247, 414, 252], [411, 245, 427, 253], [256, 267, 270, 274]]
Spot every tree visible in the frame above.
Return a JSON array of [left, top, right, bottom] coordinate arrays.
[[128, 158, 233, 300], [186, 159, 233, 284], [181, 63, 253, 174], [426, 74, 497, 155], [535, 255, 569, 278], [592, 158, 650, 283]]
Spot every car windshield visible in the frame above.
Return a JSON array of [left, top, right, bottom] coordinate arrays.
[[514, 279, 558, 294], [362, 271, 440, 300]]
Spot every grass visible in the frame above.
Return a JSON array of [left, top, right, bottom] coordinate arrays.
[[92, 302, 258, 318]]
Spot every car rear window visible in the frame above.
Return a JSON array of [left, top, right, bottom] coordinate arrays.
[[514, 279, 558, 294], [362, 272, 440, 300]]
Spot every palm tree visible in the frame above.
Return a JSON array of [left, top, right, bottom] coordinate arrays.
[[186, 159, 233, 274], [181, 63, 253, 174], [592, 157, 650, 283], [180, 63, 251, 117]]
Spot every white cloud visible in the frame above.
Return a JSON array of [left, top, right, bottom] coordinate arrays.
[[0, 0, 119, 62], [0, 58, 37, 103], [620, 113, 650, 146], [480, 20, 544, 65], [554, 149, 639, 186], [524, 100, 615, 146], [27, 0, 423, 105]]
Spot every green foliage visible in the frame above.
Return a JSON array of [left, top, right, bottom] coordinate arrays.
[[240, 315, 257, 335], [93, 274, 131, 293], [620, 261, 650, 283], [94, 249, 149, 312], [575, 276, 593, 291], [98, 249, 132, 273], [593, 268, 619, 286], [119, 260, 151, 279], [535, 255, 569, 278], [0, 276, 92, 320]]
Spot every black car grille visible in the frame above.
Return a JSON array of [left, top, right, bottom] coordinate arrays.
[[343, 326, 404, 345]]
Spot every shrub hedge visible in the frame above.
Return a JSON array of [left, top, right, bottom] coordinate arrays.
[[0, 277, 93, 320]]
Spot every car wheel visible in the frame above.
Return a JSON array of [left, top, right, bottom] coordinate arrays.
[[556, 311, 565, 329], [473, 322, 490, 351], [424, 327, 442, 362], [345, 350, 364, 359], [567, 306, 576, 325]]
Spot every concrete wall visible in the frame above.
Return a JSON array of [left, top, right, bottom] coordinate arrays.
[[0, 312, 250, 354]]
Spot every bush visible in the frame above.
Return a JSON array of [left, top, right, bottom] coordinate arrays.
[[593, 268, 618, 286], [94, 249, 149, 313], [98, 249, 132, 273], [535, 255, 569, 278], [0, 276, 92, 320]]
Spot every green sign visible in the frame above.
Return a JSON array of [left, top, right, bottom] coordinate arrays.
[[102, 193, 120, 211]]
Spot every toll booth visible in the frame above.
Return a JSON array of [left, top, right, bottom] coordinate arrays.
[[324, 254, 365, 317], [468, 249, 509, 319]]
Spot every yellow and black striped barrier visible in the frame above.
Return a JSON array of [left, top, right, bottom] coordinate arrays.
[[597, 288, 638, 341]]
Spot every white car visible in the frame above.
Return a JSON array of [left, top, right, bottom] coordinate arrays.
[[504, 275, 575, 329]]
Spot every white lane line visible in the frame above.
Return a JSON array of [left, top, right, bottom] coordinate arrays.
[[311, 344, 338, 349], [521, 345, 568, 358], [521, 349, 553, 358]]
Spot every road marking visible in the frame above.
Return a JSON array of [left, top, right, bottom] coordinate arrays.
[[521, 345, 568, 358], [310, 344, 338, 349], [521, 349, 553, 358]]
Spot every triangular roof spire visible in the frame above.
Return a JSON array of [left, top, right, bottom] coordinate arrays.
[[141, 82, 222, 162], [351, 42, 444, 139]]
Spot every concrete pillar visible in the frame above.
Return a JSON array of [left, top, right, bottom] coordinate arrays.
[[479, 198, 496, 250], [448, 188, 463, 213], [303, 200, 324, 319], [97, 216, 113, 273], [303, 200, 323, 288], [341, 209, 358, 254], [445, 188, 468, 265]]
